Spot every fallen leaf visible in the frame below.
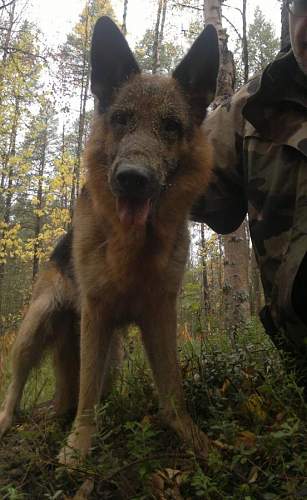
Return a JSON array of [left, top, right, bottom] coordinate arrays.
[[235, 431, 257, 449], [220, 378, 231, 395], [243, 393, 267, 422], [148, 469, 185, 500], [248, 465, 258, 484]]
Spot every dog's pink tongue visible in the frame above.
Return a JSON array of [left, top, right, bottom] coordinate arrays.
[[117, 198, 151, 227]]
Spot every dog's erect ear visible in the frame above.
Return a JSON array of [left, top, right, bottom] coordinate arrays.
[[173, 24, 219, 124], [91, 16, 140, 111]]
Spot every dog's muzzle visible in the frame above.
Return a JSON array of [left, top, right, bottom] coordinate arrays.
[[111, 163, 160, 227]]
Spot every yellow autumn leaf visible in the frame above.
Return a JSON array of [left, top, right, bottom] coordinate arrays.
[[242, 393, 267, 422], [5, 239, 13, 249]]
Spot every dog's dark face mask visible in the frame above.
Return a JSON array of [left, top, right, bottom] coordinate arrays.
[[90, 16, 219, 228]]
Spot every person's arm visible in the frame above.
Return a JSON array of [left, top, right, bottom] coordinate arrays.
[[191, 89, 248, 234]]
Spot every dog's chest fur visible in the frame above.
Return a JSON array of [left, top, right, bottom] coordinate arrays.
[[73, 188, 189, 315]]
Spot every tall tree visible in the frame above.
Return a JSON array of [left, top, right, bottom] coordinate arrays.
[[234, 6, 279, 87], [0, 19, 42, 318], [204, 0, 250, 339], [247, 6, 279, 76], [152, 0, 168, 74], [204, 0, 235, 106], [58, 0, 115, 215], [135, 29, 183, 73], [21, 95, 58, 279]]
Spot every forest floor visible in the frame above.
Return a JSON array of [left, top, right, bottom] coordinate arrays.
[[0, 320, 307, 499]]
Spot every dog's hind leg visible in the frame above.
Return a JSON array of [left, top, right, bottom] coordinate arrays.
[[53, 310, 80, 417], [0, 261, 75, 437], [140, 298, 209, 458], [0, 289, 57, 437]]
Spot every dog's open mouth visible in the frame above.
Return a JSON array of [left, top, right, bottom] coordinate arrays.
[[117, 197, 152, 227]]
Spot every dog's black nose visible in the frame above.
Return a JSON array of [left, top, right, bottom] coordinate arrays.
[[114, 164, 155, 198]]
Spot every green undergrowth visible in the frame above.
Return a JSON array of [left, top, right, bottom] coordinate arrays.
[[1, 319, 307, 499]]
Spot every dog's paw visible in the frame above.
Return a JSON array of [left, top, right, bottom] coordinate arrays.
[[58, 425, 94, 469], [0, 410, 13, 438], [168, 414, 209, 459], [58, 444, 80, 469]]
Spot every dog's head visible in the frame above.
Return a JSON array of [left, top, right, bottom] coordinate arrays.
[[90, 17, 219, 227]]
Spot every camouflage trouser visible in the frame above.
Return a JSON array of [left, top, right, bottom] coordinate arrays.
[[260, 253, 307, 390], [257, 157, 307, 389]]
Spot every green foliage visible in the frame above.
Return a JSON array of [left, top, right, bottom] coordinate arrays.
[[179, 268, 203, 334], [124, 420, 162, 482], [187, 465, 220, 497], [134, 28, 184, 73], [247, 6, 279, 76], [1, 322, 307, 498], [59, 0, 115, 91], [235, 6, 280, 87], [182, 19, 203, 46]]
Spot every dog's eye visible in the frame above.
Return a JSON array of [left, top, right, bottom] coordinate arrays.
[[110, 111, 131, 127], [161, 117, 183, 136]]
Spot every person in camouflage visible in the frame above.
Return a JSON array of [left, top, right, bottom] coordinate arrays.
[[192, 0, 307, 384]]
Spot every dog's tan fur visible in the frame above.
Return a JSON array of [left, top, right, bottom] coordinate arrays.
[[0, 17, 219, 465]]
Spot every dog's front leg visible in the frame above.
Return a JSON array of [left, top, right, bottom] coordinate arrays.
[[141, 298, 209, 458], [58, 299, 112, 467]]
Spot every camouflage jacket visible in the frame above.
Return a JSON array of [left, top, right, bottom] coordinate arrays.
[[192, 50, 307, 354]]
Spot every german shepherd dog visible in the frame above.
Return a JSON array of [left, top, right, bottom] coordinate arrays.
[[0, 17, 219, 466]]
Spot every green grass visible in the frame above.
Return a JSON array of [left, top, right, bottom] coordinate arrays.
[[0, 320, 307, 499]]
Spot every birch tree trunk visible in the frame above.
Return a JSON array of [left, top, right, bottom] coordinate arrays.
[[204, 0, 250, 338], [152, 0, 167, 74], [152, 0, 163, 74]]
